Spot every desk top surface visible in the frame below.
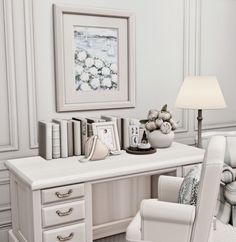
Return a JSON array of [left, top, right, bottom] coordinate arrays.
[[5, 142, 205, 190]]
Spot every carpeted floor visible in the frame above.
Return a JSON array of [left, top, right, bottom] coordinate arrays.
[[95, 219, 236, 242], [212, 220, 236, 242]]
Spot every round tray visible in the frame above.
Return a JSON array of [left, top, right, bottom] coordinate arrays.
[[126, 147, 156, 155]]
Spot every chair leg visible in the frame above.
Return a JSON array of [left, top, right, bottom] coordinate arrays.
[[232, 205, 236, 226], [213, 217, 217, 230]]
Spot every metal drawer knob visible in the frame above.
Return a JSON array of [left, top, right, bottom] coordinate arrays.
[[57, 232, 74, 241], [56, 208, 73, 217], [55, 189, 73, 198]]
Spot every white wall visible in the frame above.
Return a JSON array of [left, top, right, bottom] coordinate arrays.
[[0, 0, 236, 241]]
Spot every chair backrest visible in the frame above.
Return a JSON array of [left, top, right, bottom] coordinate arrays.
[[201, 131, 236, 168], [191, 136, 226, 242]]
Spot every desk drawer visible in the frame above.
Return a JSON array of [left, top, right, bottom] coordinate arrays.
[[41, 184, 84, 204], [42, 201, 85, 227], [43, 223, 85, 242]]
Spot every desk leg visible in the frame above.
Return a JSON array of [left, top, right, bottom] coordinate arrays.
[[85, 183, 93, 242]]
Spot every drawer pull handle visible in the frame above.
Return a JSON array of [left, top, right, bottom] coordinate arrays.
[[55, 189, 73, 198], [56, 208, 73, 217], [57, 232, 74, 241]]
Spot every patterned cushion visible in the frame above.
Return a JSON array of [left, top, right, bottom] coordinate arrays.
[[178, 165, 201, 206]]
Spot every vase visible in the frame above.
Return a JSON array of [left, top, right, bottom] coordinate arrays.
[[147, 130, 174, 148]]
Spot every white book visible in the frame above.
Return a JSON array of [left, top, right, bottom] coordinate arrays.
[[121, 118, 130, 149], [38, 121, 52, 160], [67, 120, 74, 157], [52, 123, 60, 159], [52, 119, 68, 158], [72, 120, 81, 156]]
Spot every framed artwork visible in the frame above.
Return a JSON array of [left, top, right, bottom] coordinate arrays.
[[92, 121, 120, 152], [53, 4, 136, 112]]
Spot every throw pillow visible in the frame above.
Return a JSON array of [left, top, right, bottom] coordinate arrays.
[[178, 165, 201, 206]]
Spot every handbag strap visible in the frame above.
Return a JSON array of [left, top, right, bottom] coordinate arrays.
[[79, 136, 98, 163]]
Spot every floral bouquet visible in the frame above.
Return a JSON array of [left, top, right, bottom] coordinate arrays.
[[140, 104, 178, 134], [74, 49, 118, 91]]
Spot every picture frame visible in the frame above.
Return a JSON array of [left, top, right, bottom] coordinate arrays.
[[92, 121, 120, 152], [53, 4, 136, 112]]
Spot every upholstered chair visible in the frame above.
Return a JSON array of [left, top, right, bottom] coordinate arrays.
[[126, 136, 226, 242], [201, 131, 236, 226]]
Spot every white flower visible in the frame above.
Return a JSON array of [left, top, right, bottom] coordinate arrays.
[[111, 74, 118, 83], [85, 58, 94, 67], [78, 51, 87, 61], [80, 72, 90, 81], [80, 83, 91, 91], [89, 67, 98, 76], [94, 59, 104, 69], [75, 65, 84, 75], [101, 67, 110, 76], [102, 77, 112, 88], [145, 121, 156, 131], [148, 109, 159, 120], [110, 63, 118, 73], [90, 78, 100, 89], [160, 122, 172, 134], [155, 118, 163, 128]]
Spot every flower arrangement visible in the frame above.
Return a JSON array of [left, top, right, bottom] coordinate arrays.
[[74, 49, 118, 91], [140, 104, 178, 134]]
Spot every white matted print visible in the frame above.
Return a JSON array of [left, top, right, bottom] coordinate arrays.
[[53, 5, 135, 111], [92, 121, 120, 152]]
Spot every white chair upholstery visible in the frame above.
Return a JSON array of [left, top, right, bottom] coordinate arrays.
[[126, 136, 226, 242]]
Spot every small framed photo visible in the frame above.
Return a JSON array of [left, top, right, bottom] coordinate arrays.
[[92, 121, 120, 152]]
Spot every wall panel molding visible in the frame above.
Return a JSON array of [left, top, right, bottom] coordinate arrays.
[[0, 0, 19, 153], [23, 0, 38, 149], [175, 0, 191, 134], [194, 0, 236, 130]]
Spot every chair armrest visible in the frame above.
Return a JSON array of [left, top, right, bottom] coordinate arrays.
[[158, 175, 184, 203], [140, 199, 195, 242]]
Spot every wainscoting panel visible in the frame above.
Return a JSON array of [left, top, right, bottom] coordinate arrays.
[[0, 0, 236, 241], [0, 0, 18, 152], [195, 0, 236, 130]]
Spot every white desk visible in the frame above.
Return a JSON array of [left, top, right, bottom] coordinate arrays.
[[5, 142, 204, 242]]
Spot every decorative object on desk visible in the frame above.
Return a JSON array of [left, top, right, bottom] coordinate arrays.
[[92, 121, 121, 153], [53, 4, 135, 112], [175, 76, 226, 148], [138, 130, 151, 150], [129, 123, 140, 148], [126, 147, 156, 155], [140, 104, 178, 148], [80, 136, 109, 162]]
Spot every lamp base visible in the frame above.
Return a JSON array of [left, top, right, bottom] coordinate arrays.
[[197, 109, 203, 148]]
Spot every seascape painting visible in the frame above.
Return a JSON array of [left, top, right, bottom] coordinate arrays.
[[74, 26, 118, 92]]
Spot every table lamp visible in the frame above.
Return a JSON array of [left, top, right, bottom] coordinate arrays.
[[175, 76, 226, 148]]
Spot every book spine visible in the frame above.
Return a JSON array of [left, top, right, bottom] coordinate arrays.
[[122, 118, 130, 149], [52, 123, 60, 159], [60, 120, 68, 158], [38, 121, 52, 160], [72, 120, 81, 156], [81, 120, 87, 155], [67, 120, 74, 156]]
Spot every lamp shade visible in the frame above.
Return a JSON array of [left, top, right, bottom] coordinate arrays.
[[175, 76, 226, 109]]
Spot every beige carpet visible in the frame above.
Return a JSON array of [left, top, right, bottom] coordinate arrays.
[[212, 220, 236, 242], [95, 220, 236, 242]]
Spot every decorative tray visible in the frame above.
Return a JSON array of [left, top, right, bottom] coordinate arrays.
[[126, 147, 156, 155]]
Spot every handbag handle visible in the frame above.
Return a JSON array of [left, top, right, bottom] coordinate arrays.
[[79, 136, 98, 163]]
